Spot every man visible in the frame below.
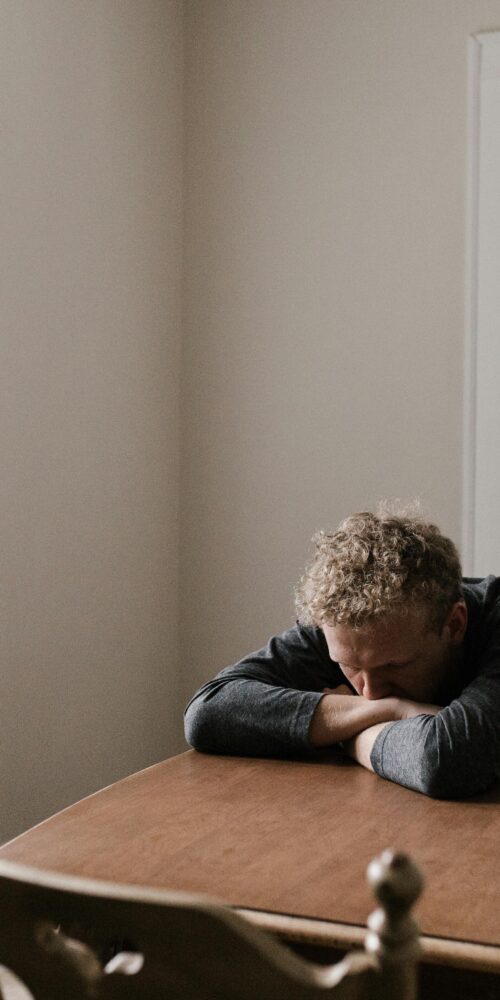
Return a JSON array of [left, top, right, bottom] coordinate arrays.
[[184, 508, 500, 798]]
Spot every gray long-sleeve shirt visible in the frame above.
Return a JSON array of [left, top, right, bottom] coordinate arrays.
[[184, 577, 500, 799]]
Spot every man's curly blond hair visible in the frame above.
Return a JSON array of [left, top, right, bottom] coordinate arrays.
[[295, 506, 463, 632]]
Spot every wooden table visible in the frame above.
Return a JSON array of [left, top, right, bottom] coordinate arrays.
[[2, 750, 500, 995]]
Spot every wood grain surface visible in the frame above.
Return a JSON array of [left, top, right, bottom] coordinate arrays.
[[1, 751, 500, 955]]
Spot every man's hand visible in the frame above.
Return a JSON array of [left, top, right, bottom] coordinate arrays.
[[395, 699, 441, 720], [322, 684, 353, 696], [309, 686, 400, 746], [309, 684, 441, 748], [343, 698, 442, 772]]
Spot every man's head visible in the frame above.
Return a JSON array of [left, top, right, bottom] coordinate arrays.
[[295, 507, 467, 702]]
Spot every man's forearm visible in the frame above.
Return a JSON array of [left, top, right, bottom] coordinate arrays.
[[344, 724, 389, 770], [309, 694, 401, 746]]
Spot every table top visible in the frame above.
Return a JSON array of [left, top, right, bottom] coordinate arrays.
[[2, 750, 500, 969]]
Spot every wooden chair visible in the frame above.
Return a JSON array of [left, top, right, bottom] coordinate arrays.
[[0, 849, 422, 1000]]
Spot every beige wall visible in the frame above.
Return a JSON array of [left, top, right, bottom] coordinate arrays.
[[181, 0, 500, 699], [4, 1, 500, 843], [1, 1, 184, 842]]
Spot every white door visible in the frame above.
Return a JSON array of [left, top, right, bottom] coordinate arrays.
[[465, 32, 500, 576]]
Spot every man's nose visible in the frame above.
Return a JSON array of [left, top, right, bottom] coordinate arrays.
[[362, 673, 388, 700]]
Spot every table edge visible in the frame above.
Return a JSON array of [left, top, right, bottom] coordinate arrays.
[[236, 908, 500, 974]]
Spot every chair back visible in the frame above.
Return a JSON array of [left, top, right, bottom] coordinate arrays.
[[0, 850, 422, 1000]]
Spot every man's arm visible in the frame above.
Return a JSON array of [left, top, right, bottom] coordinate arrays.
[[340, 696, 442, 772], [184, 625, 406, 757], [185, 624, 343, 757], [307, 687, 438, 746], [364, 672, 500, 798], [344, 724, 388, 771], [185, 620, 442, 759], [316, 672, 500, 799]]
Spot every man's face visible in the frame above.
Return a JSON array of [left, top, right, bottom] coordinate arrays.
[[322, 603, 467, 704]]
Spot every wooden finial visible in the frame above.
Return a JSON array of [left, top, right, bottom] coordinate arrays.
[[365, 850, 423, 1000]]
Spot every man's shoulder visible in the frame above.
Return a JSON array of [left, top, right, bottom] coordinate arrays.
[[462, 575, 500, 615], [462, 577, 500, 665], [275, 621, 328, 654]]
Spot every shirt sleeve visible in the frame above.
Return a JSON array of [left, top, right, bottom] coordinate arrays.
[[370, 621, 500, 799], [184, 624, 341, 757]]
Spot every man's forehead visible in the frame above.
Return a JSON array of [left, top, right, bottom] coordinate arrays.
[[325, 610, 432, 655]]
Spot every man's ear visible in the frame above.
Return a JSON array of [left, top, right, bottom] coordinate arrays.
[[444, 601, 468, 645]]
